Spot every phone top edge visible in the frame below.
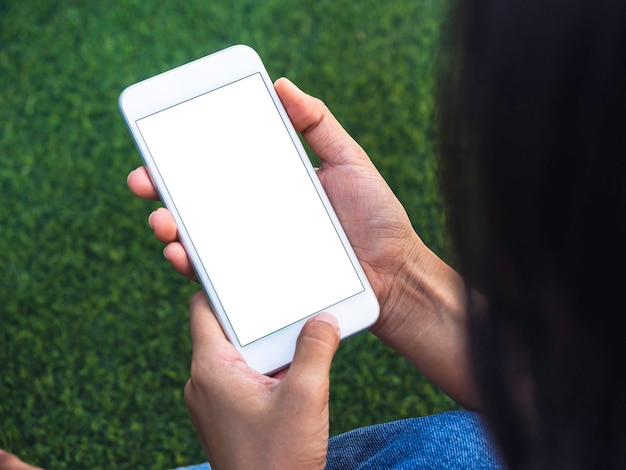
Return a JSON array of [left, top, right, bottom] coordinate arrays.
[[118, 44, 266, 122], [119, 44, 258, 97]]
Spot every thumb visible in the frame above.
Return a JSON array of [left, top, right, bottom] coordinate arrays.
[[284, 313, 341, 387], [274, 77, 367, 167]]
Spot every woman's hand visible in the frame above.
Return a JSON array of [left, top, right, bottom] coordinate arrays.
[[184, 292, 340, 469], [0, 450, 43, 470]]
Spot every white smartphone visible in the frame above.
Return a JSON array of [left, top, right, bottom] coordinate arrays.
[[119, 44, 379, 374]]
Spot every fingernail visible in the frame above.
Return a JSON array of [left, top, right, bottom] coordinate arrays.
[[280, 77, 299, 91], [162, 247, 170, 261], [314, 312, 340, 336], [148, 211, 156, 228]]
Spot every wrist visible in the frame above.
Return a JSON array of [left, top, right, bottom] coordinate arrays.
[[371, 237, 466, 339], [369, 238, 484, 409]]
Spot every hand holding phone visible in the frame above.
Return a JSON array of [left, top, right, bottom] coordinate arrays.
[[126, 48, 480, 409], [184, 291, 339, 469], [120, 45, 380, 374]]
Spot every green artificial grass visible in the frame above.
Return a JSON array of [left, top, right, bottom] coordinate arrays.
[[1, 1, 457, 468]]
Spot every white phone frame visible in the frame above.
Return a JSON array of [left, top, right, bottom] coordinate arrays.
[[119, 45, 379, 374]]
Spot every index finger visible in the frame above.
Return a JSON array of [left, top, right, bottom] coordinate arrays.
[[274, 77, 370, 168], [188, 292, 245, 368], [127, 166, 160, 200]]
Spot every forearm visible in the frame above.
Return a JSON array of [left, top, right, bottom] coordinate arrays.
[[370, 236, 485, 410]]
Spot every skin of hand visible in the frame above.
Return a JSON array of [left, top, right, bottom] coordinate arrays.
[[127, 77, 482, 409], [0, 450, 43, 470], [184, 292, 340, 470]]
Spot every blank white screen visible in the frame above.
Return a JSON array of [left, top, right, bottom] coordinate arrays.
[[136, 73, 363, 345]]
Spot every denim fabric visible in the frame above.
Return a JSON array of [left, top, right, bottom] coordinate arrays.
[[174, 410, 505, 470], [326, 410, 504, 469]]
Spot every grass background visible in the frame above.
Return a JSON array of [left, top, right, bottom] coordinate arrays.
[[0, 1, 457, 468]]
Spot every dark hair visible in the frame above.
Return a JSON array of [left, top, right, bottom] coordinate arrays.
[[438, 0, 626, 468]]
